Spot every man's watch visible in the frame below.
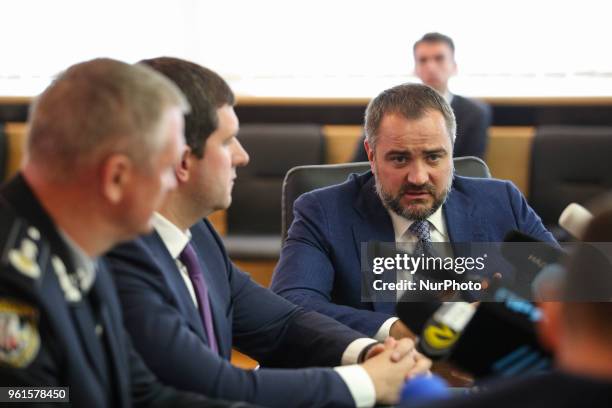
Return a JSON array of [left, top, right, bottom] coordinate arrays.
[[358, 341, 382, 363]]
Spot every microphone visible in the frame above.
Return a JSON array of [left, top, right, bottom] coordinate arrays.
[[399, 374, 450, 406], [559, 203, 593, 239], [396, 300, 442, 335], [414, 289, 552, 379], [416, 302, 475, 359], [530, 263, 566, 301], [447, 296, 551, 378], [395, 257, 468, 334], [500, 230, 565, 298], [391, 241, 466, 334]]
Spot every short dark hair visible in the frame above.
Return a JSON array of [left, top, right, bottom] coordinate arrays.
[[364, 83, 456, 152], [140, 57, 235, 158], [413, 32, 455, 56], [563, 197, 612, 335]]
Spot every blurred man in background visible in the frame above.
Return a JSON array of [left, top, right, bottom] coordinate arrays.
[[354, 32, 491, 161]]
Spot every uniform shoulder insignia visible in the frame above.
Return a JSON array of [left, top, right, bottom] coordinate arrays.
[[0, 298, 41, 368], [8, 237, 41, 279], [1, 213, 49, 281], [52, 256, 82, 302]]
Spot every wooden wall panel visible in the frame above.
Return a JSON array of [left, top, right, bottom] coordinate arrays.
[[485, 127, 535, 197], [322, 125, 363, 164], [3, 122, 27, 180], [322, 125, 535, 196]]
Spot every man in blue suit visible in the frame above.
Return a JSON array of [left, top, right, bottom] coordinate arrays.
[[106, 57, 430, 408], [271, 83, 555, 341]]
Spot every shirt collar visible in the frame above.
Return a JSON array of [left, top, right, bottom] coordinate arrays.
[[387, 205, 446, 242], [57, 229, 96, 292], [152, 212, 192, 259], [445, 92, 454, 104]]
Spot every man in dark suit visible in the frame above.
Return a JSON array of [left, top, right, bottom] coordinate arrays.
[[353, 32, 491, 161], [0, 59, 253, 407], [271, 83, 554, 341], [410, 203, 612, 408], [106, 57, 430, 408]]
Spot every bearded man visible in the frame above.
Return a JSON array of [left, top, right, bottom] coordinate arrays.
[[271, 83, 554, 340]]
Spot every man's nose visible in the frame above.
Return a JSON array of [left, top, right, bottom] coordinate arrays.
[[406, 160, 429, 186], [233, 140, 250, 167]]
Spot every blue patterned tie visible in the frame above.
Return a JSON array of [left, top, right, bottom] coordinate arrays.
[[408, 220, 432, 256]]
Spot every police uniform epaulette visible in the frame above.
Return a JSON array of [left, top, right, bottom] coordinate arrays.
[[0, 203, 50, 284]]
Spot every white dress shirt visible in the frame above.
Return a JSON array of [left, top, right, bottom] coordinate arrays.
[[374, 206, 452, 341], [445, 92, 454, 105], [152, 213, 378, 408], [57, 229, 96, 294]]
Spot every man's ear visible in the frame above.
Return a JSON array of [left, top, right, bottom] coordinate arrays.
[[364, 138, 376, 173], [175, 146, 192, 183], [100, 154, 132, 204], [537, 301, 562, 354]]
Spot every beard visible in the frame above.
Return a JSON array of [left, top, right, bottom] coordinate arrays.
[[375, 169, 453, 221]]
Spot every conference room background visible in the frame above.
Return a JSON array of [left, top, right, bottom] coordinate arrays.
[[2, 0, 611, 281]]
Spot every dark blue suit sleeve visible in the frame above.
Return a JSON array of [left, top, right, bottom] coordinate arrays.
[[108, 241, 355, 408], [126, 329, 255, 408], [271, 193, 394, 337], [200, 219, 367, 368], [453, 98, 492, 159], [227, 262, 365, 368], [504, 181, 557, 243]]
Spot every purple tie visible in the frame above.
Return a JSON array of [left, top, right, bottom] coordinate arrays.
[[179, 242, 219, 354]]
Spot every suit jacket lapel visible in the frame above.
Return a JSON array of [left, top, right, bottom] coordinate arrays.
[[90, 272, 129, 407], [444, 180, 485, 256], [68, 292, 109, 388], [97, 304, 128, 407], [39, 269, 112, 404], [352, 175, 396, 244], [352, 175, 396, 315], [142, 232, 208, 344]]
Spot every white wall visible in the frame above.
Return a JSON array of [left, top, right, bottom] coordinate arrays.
[[2, 0, 611, 97]]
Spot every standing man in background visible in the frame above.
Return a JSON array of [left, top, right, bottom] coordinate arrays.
[[353, 32, 491, 161]]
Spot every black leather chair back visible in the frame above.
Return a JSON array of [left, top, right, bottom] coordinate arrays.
[[224, 124, 325, 258], [282, 156, 490, 242], [529, 126, 612, 227]]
